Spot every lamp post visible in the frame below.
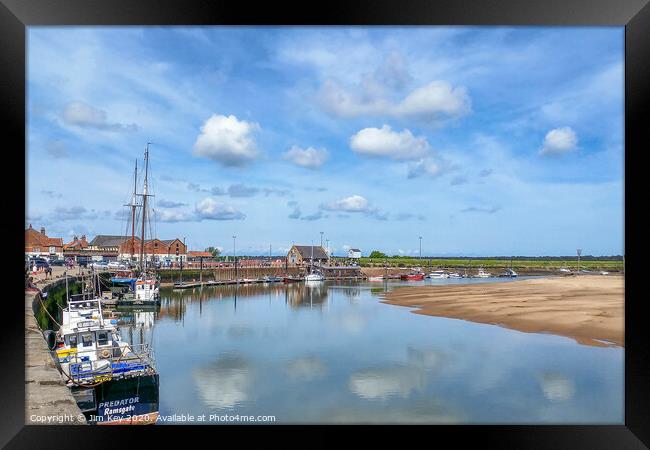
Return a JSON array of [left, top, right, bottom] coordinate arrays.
[[320, 231, 324, 248], [233, 235, 237, 282], [577, 248, 582, 272], [419, 236, 422, 261]]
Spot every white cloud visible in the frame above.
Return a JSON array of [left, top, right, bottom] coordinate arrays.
[[155, 209, 194, 223], [350, 125, 431, 160], [62, 101, 138, 132], [193, 114, 260, 166], [407, 158, 442, 179], [283, 145, 329, 169], [321, 79, 470, 122], [539, 126, 578, 156], [322, 195, 369, 212], [195, 197, 245, 220], [397, 81, 471, 119]]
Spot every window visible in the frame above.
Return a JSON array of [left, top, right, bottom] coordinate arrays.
[[97, 331, 109, 346], [68, 334, 78, 348], [81, 333, 93, 347]]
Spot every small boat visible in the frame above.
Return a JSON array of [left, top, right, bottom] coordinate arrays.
[[429, 270, 449, 279], [476, 268, 491, 278], [600, 271, 609, 275], [498, 268, 518, 278], [283, 276, 300, 283], [400, 269, 425, 281], [447, 272, 461, 278], [305, 271, 325, 282], [559, 268, 571, 273], [368, 276, 384, 282]]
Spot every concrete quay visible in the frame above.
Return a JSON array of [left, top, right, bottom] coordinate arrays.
[[25, 275, 86, 424]]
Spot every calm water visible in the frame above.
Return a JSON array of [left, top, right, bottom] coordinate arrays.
[[114, 277, 623, 424]]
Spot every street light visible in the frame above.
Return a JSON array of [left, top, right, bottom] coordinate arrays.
[[233, 236, 237, 281], [577, 248, 582, 272], [419, 236, 422, 260]]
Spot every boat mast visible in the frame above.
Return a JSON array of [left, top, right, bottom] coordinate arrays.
[[131, 159, 138, 261], [139, 143, 152, 273]]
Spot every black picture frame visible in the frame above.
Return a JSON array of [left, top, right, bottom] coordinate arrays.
[[2, 0, 647, 447]]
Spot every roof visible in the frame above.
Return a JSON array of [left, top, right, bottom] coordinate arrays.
[[349, 248, 361, 252], [292, 245, 329, 260], [25, 227, 63, 247], [187, 251, 212, 258], [89, 235, 130, 247]]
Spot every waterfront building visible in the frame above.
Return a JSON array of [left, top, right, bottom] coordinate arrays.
[[63, 235, 89, 251], [25, 225, 63, 258], [347, 248, 362, 259], [287, 245, 329, 267], [187, 250, 213, 262], [89, 235, 187, 262]]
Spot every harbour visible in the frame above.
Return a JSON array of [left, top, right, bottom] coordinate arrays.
[[25, 265, 624, 424]]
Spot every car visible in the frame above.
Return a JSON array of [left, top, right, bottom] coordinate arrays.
[[28, 258, 50, 270], [90, 261, 109, 269], [107, 261, 125, 269], [49, 259, 66, 266]]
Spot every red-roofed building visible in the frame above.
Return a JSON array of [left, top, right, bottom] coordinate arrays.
[[187, 251, 213, 261], [64, 235, 89, 251], [25, 225, 64, 258]]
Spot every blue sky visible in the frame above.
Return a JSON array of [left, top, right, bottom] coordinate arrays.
[[26, 26, 624, 257]]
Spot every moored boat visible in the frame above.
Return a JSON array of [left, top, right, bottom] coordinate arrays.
[[53, 297, 159, 424], [400, 269, 425, 281]]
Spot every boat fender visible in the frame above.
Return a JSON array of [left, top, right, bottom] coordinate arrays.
[[43, 330, 57, 350], [101, 349, 111, 359]]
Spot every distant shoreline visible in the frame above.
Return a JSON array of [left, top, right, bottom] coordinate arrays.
[[381, 275, 624, 347]]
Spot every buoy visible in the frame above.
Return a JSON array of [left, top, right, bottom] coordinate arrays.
[[101, 349, 111, 359]]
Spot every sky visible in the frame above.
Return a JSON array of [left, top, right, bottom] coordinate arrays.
[[26, 26, 624, 257]]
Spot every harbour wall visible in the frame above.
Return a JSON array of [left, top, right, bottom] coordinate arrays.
[[25, 276, 86, 424]]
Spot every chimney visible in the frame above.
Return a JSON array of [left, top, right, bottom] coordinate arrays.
[[40, 227, 46, 235], [73, 235, 78, 241], [81, 234, 87, 243]]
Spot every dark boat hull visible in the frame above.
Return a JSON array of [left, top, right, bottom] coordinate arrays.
[[71, 374, 159, 425]]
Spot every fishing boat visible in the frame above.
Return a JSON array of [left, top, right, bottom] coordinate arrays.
[[428, 270, 449, 279], [400, 268, 425, 281], [53, 295, 159, 424], [476, 267, 491, 278]]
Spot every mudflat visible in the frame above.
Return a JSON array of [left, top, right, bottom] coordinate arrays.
[[381, 275, 624, 347]]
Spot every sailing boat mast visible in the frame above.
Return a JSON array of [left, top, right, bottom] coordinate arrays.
[[131, 159, 138, 260], [139, 143, 152, 272]]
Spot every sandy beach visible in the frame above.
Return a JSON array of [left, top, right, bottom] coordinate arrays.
[[381, 275, 624, 347]]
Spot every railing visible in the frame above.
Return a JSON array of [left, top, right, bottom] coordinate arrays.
[[55, 343, 156, 385]]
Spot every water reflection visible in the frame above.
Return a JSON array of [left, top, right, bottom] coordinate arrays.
[[192, 354, 253, 410], [285, 356, 327, 381], [143, 279, 623, 423], [349, 366, 426, 400], [539, 372, 575, 402]]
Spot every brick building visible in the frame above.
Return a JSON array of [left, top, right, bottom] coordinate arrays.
[[287, 245, 329, 267], [25, 225, 63, 258], [89, 235, 187, 262]]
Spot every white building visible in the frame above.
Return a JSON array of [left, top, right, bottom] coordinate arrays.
[[347, 248, 362, 259]]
